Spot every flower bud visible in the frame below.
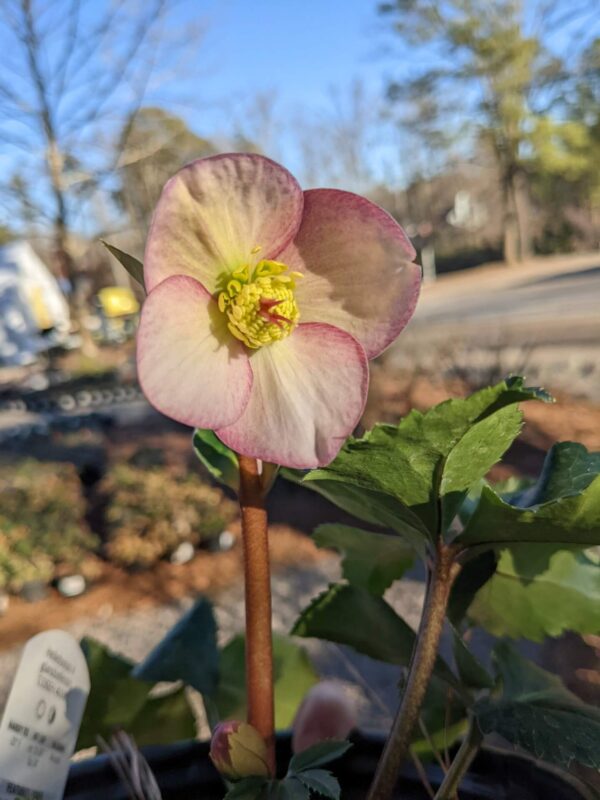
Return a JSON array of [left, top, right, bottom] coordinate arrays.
[[210, 720, 271, 780], [292, 681, 356, 754]]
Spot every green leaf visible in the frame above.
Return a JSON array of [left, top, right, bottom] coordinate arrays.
[[78, 638, 196, 748], [447, 549, 498, 626], [295, 770, 340, 799], [524, 442, 600, 504], [128, 686, 196, 746], [459, 478, 600, 549], [282, 469, 430, 555], [276, 778, 311, 800], [133, 597, 219, 696], [304, 378, 550, 541], [451, 628, 494, 690], [224, 777, 269, 800], [101, 241, 145, 289], [411, 719, 468, 759], [215, 634, 318, 729], [460, 441, 600, 550], [291, 583, 458, 689], [440, 404, 522, 495], [474, 642, 600, 770], [313, 524, 413, 595], [289, 740, 352, 773], [78, 638, 151, 749], [468, 546, 600, 641], [193, 429, 239, 492]]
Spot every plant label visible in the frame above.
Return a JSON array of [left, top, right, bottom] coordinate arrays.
[[0, 630, 89, 800]]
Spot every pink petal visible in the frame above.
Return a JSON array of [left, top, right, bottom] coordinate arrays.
[[144, 154, 304, 293], [137, 275, 252, 429], [216, 323, 368, 468], [281, 189, 421, 359], [292, 682, 357, 754]]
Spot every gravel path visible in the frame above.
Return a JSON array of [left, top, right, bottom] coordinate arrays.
[[0, 557, 425, 738]]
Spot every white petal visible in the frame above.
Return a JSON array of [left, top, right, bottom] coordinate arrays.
[[217, 323, 368, 468]]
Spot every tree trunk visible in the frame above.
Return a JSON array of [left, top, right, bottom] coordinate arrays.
[[49, 150, 97, 356], [54, 216, 98, 357], [502, 177, 520, 265], [502, 164, 532, 264], [513, 169, 532, 260]]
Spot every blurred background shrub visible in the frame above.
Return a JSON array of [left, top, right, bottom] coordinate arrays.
[[0, 460, 99, 592], [101, 465, 237, 569]]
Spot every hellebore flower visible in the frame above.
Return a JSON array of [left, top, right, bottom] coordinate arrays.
[[209, 720, 271, 780], [137, 154, 420, 468], [292, 681, 357, 754]]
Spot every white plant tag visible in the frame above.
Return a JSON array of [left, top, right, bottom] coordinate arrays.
[[0, 630, 90, 800]]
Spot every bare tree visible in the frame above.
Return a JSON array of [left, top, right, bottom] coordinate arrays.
[[293, 79, 383, 191], [228, 90, 281, 159], [0, 0, 204, 334]]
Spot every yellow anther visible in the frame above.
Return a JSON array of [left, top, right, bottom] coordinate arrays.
[[251, 245, 262, 254], [232, 265, 249, 282], [227, 279, 242, 296], [216, 257, 301, 349]]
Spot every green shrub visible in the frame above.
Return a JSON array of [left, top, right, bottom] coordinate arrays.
[[101, 464, 237, 568], [0, 459, 99, 592]]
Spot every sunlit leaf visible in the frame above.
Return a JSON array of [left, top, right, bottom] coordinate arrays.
[[469, 547, 600, 641], [303, 377, 550, 541]]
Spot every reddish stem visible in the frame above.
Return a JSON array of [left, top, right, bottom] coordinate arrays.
[[238, 455, 275, 774]]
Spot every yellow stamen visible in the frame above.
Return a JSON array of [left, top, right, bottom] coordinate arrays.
[[217, 257, 303, 349]]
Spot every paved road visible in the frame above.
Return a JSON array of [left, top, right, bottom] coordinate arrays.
[[416, 263, 600, 329], [388, 253, 600, 399]]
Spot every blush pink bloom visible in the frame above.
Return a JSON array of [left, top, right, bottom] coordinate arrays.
[[137, 153, 420, 468], [292, 681, 357, 754]]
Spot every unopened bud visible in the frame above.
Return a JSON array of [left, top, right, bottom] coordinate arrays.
[[292, 681, 356, 754], [210, 720, 271, 780]]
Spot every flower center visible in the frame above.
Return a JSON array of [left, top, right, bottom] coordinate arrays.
[[217, 258, 302, 349]]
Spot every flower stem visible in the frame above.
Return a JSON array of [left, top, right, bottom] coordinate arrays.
[[367, 543, 460, 800], [238, 455, 275, 774], [433, 716, 483, 800]]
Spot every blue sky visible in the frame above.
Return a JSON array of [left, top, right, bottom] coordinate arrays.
[[157, 0, 391, 176], [140, 0, 598, 179], [191, 0, 384, 108]]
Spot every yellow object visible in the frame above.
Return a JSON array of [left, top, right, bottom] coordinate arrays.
[[98, 287, 140, 318], [218, 259, 302, 349], [29, 286, 54, 330]]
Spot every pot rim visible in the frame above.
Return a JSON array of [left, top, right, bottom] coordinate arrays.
[[66, 729, 594, 800]]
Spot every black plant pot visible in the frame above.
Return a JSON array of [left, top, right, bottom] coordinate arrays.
[[65, 731, 591, 800]]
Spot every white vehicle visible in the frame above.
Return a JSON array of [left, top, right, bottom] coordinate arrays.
[[0, 241, 71, 365]]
